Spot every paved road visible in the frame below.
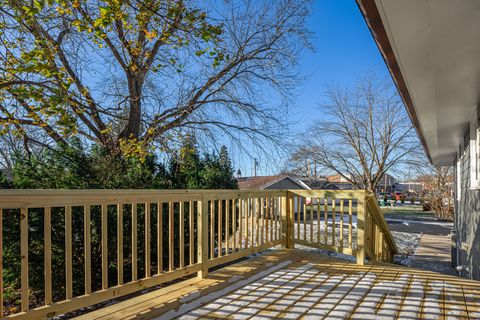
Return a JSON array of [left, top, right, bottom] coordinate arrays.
[[387, 219, 457, 276]]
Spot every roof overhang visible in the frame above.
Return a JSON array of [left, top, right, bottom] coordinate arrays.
[[357, 0, 480, 165]]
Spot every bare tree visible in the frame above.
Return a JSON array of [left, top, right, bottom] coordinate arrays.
[[418, 166, 453, 220], [292, 75, 419, 191], [412, 156, 454, 220], [0, 0, 311, 157]]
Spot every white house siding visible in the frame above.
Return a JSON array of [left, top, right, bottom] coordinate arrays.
[[455, 142, 480, 280]]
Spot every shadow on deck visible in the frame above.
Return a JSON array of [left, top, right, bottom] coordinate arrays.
[[73, 248, 480, 320]]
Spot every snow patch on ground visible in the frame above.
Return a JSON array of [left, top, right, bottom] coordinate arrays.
[[391, 231, 422, 266]]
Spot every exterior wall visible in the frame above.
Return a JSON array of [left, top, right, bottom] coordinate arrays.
[[455, 142, 480, 280]]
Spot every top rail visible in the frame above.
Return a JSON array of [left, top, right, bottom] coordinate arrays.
[[0, 189, 287, 208]]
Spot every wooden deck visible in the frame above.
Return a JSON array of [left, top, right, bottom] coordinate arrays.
[[73, 249, 480, 320]]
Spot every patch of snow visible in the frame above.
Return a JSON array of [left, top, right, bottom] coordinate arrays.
[[391, 231, 422, 266]]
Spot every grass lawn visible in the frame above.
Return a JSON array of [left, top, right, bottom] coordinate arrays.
[[381, 205, 435, 219]]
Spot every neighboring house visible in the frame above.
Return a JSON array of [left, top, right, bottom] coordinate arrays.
[[300, 179, 339, 190], [394, 181, 425, 193], [237, 175, 310, 190], [376, 173, 396, 193], [357, 0, 480, 279], [237, 175, 310, 211], [330, 182, 355, 190], [325, 174, 350, 183], [326, 173, 396, 192]]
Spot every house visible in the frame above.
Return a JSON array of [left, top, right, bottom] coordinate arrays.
[[299, 179, 339, 190], [394, 181, 425, 193], [357, 0, 480, 279], [325, 174, 350, 183], [330, 181, 355, 190], [326, 173, 396, 192], [376, 173, 397, 193], [237, 175, 310, 190]]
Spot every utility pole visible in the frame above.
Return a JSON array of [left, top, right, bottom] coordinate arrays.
[[384, 173, 387, 193], [253, 158, 258, 177]]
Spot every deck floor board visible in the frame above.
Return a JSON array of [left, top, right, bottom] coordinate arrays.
[[72, 249, 480, 320]]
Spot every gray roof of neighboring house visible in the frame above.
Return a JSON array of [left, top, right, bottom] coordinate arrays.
[[300, 179, 339, 190], [237, 175, 310, 190]]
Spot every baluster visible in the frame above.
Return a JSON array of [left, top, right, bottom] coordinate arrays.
[[145, 203, 151, 277], [356, 194, 366, 265], [179, 202, 184, 267], [198, 197, 208, 278], [20, 208, 29, 311], [270, 198, 274, 242], [331, 199, 336, 246], [261, 198, 265, 244], [316, 199, 321, 243], [101, 204, 108, 289], [169, 202, 174, 270], [348, 200, 353, 249], [381, 230, 384, 260], [255, 198, 260, 246], [324, 199, 328, 244], [238, 199, 243, 250], [84, 205, 91, 293], [117, 204, 123, 285], [272, 197, 276, 242], [266, 198, 270, 243], [132, 203, 138, 280], [157, 203, 163, 273], [245, 199, 249, 249], [296, 197, 300, 240], [210, 201, 214, 258], [340, 200, 344, 248], [233, 199, 237, 251], [251, 199, 255, 247], [310, 197, 313, 242], [44, 207, 52, 305], [225, 200, 230, 254], [189, 201, 194, 264], [303, 200, 307, 241], [275, 197, 279, 241], [288, 194, 294, 248], [218, 200, 222, 257], [65, 206, 73, 299]]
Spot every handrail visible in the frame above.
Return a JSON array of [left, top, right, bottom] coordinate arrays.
[[365, 192, 398, 255], [0, 189, 397, 319]]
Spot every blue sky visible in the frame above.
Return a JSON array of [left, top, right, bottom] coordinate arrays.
[[234, 0, 392, 176]]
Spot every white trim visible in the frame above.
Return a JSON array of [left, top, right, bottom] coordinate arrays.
[[469, 105, 480, 189]]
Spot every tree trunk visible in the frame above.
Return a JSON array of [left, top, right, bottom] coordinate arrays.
[[120, 72, 143, 139]]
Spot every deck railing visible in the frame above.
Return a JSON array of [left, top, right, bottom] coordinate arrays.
[[0, 189, 396, 319], [287, 190, 398, 264]]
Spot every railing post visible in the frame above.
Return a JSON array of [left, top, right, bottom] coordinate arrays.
[[198, 195, 209, 278], [356, 192, 367, 265], [281, 191, 294, 249]]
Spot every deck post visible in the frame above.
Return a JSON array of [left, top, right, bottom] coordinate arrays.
[[281, 191, 294, 249], [198, 195, 209, 278], [356, 191, 367, 265]]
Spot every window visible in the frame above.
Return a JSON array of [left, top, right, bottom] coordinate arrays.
[[469, 106, 480, 189]]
